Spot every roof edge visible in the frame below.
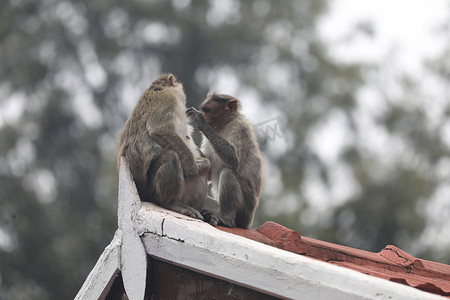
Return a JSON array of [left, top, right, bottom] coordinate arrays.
[[138, 202, 445, 300]]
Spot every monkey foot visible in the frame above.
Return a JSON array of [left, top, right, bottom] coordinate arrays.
[[166, 204, 204, 221], [199, 209, 218, 227], [184, 208, 204, 221]]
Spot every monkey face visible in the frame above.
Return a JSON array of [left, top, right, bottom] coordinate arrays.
[[201, 100, 233, 131]]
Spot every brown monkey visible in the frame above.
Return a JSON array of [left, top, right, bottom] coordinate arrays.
[[118, 74, 210, 221], [187, 91, 264, 228]]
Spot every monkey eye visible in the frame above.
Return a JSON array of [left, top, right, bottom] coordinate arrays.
[[202, 107, 211, 113]]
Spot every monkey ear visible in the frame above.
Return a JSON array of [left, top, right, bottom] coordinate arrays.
[[168, 74, 175, 86], [226, 99, 238, 114]]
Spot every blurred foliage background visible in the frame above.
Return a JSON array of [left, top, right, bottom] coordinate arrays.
[[0, 0, 449, 299]]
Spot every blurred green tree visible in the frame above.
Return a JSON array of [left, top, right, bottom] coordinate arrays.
[[0, 0, 448, 299]]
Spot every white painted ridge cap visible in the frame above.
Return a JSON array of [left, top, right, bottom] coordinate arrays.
[[137, 202, 445, 300]]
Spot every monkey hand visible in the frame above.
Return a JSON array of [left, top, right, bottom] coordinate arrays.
[[187, 107, 208, 132], [196, 157, 210, 176], [186, 107, 201, 117]]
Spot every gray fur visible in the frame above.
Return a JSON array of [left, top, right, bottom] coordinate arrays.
[[187, 96, 264, 228]]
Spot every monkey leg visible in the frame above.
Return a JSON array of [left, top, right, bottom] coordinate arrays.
[[216, 168, 245, 228], [151, 150, 184, 203], [151, 150, 204, 221]]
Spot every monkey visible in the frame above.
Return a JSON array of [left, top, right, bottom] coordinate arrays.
[[118, 74, 211, 222], [187, 91, 264, 228]]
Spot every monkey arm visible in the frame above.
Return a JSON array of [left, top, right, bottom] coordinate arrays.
[[151, 130, 199, 178], [201, 126, 239, 170], [187, 109, 239, 170], [145, 101, 200, 178]]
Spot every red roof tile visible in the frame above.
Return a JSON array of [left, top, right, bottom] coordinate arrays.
[[218, 221, 450, 298]]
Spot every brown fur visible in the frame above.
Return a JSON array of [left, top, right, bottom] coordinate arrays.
[[118, 74, 211, 221]]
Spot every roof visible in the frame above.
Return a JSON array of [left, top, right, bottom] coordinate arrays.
[[219, 223, 450, 298], [75, 157, 449, 300]]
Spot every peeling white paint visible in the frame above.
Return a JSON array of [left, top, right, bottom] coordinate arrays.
[[118, 157, 147, 300]]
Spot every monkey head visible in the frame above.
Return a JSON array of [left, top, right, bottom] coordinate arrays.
[[149, 73, 175, 87], [200, 91, 240, 131], [148, 73, 186, 103]]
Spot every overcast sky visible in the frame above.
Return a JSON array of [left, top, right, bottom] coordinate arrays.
[[320, 0, 449, 73]]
